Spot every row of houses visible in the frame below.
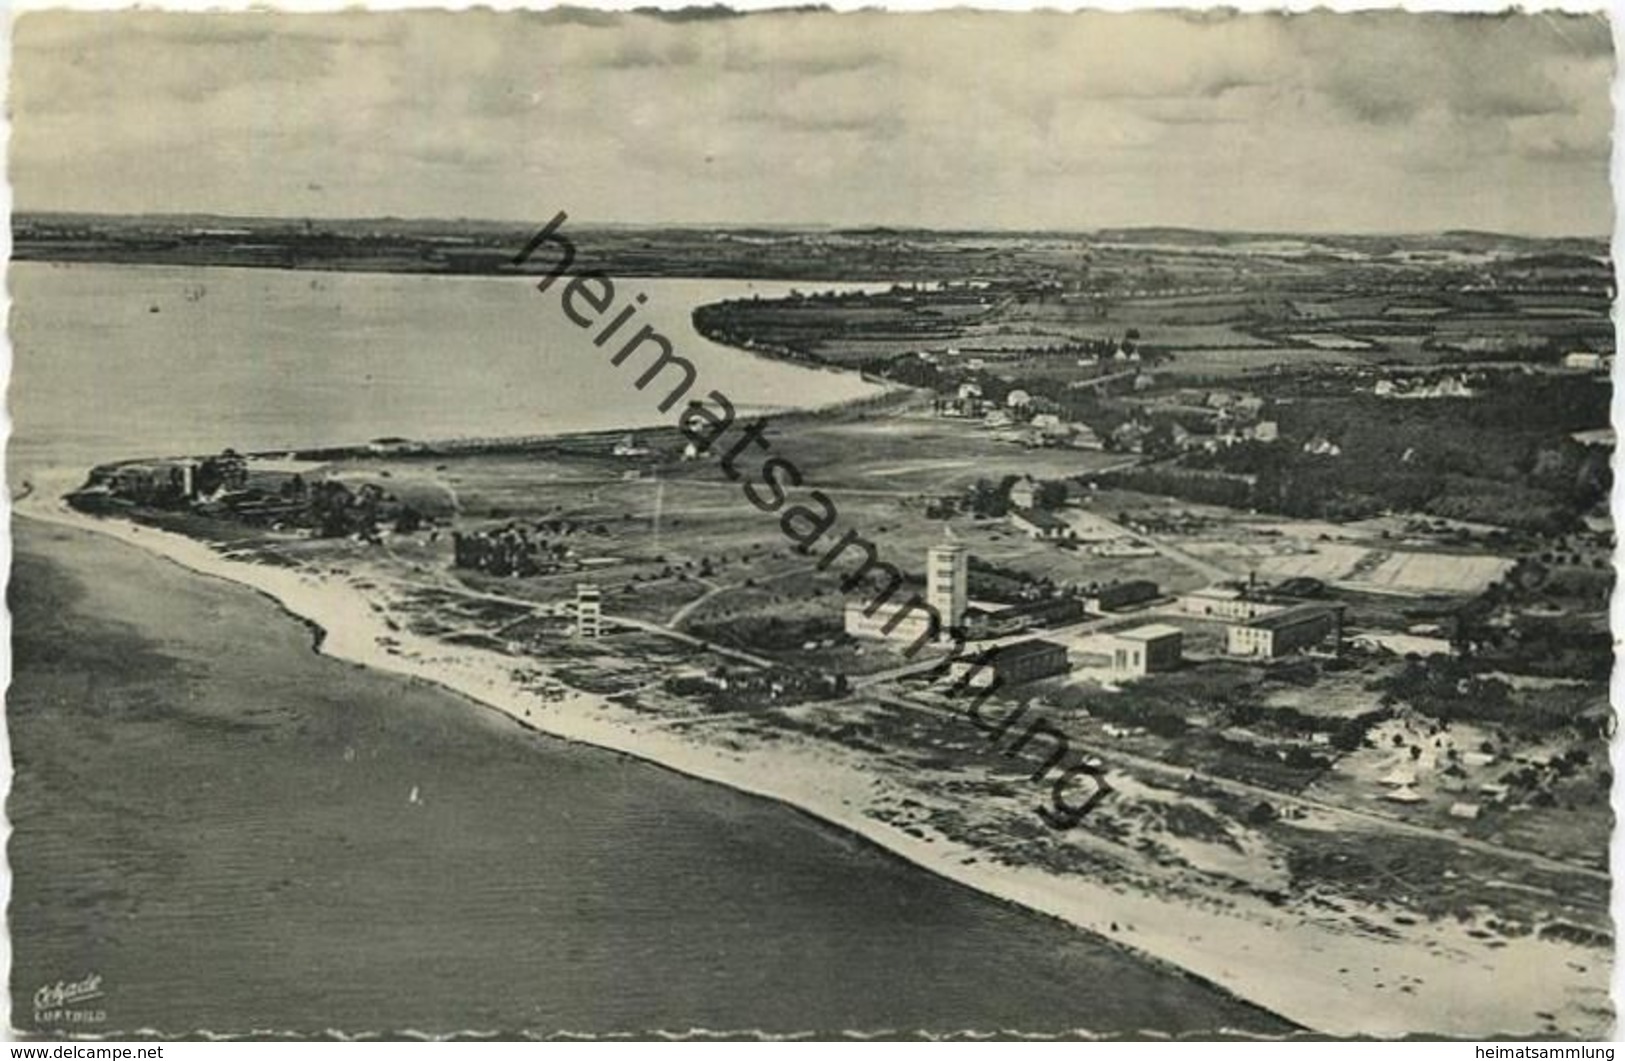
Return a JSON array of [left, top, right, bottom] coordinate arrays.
[[98, 451, 313, 505], [1105, 417, 1280, 455], [1103, 602, 1344, 678], [936, 397, 1104, 449], [1373, 375, 1477, 400], [950, 625, 1186, 689], [936, 600, 1346, 692]]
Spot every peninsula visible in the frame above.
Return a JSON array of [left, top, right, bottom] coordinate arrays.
[[18, 215, 1615, 1039]]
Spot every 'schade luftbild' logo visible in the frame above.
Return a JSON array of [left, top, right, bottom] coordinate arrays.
[[33, 973, 107, 1026]]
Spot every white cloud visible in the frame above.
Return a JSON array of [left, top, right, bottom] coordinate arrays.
[[9, 9, 1614, 234]]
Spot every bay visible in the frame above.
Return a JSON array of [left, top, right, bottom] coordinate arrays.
[[8, 262, 878, 473]]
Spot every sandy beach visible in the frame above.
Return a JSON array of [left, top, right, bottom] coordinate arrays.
[[15, 474, 1610, 1040]]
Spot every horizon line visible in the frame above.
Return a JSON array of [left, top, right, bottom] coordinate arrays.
[[12, 208, 1611, 244]]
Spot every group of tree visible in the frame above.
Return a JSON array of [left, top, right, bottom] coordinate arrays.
[[1378, 656, 1607, 738], [451, 523, 571, 577], [1118, 382, 1612, 532], [965, 476, 1018, 518]]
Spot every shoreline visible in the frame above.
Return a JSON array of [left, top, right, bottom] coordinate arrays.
[[16, 477, 1610, 1040]]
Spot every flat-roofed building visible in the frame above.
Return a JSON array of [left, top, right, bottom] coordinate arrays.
[[1009, 507, 1076, 541], [846, 537, 966, 651], [1178, 587, 1285, 621], [965, 595, 1087, 639], [952, 638, 1070, 688], [574, 583, 603, 638], [1085, 579, 1160, 614], [844, 600, 940, 650], [1563, 351, 1610, 372], [1226, 603, 1344, 659], [1108, 624, 1183, 678]]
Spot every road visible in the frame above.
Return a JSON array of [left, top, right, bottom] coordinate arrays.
[[604, 613, 779, 669], [665, 578, 725, 628], [516, 475, 977, 500], [1065, 368, 1150, 393], [665, 561, 826, 630], [377, 574, 780, 670]]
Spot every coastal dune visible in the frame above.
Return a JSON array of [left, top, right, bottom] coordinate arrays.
[[15, 477, 1609, 1040]]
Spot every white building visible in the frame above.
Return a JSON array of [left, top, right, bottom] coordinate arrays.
[[1009, 507, 1075, 541], [844, 602, 938, 648], [612, 433, 651, 457], [1248, 420, 1280, 443], [1302, 436, 1342, 457], [1563, 351, 1609, 372], [1108, 624, 1183, 678], [1227, 604, 1344, 658], [926, 539, 969, 630], [574, 583, 603, 638], [844, 537, 968, 649], [1179, 587, 1284, 621]]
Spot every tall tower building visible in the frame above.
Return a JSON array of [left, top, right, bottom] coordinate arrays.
[[926, 539, 968, 632], [575, 582, 603, 639]]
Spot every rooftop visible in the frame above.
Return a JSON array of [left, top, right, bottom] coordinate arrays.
[[994, 638, 1068, 664], [1184, 586, 1243, 600], [1241, 602, 1344, 631], [985, 596, 1084, 619], [1009, 506, 1070, 530], [1099, 578, 1160, 594], [1114, 623, 1183, 641]]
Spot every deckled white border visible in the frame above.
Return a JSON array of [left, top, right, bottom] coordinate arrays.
[[0, 0, 1617, 1047], [3, 0, 1620, 11]]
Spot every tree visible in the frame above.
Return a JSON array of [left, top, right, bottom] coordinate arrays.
[[1033, 480, 1069, 510], [308, 480, 357, 538], [966, 476, 1018, 518], [1142, 421, 1179, 459]]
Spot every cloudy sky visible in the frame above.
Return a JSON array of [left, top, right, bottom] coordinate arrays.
[[10, 8, 1615, 234]]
